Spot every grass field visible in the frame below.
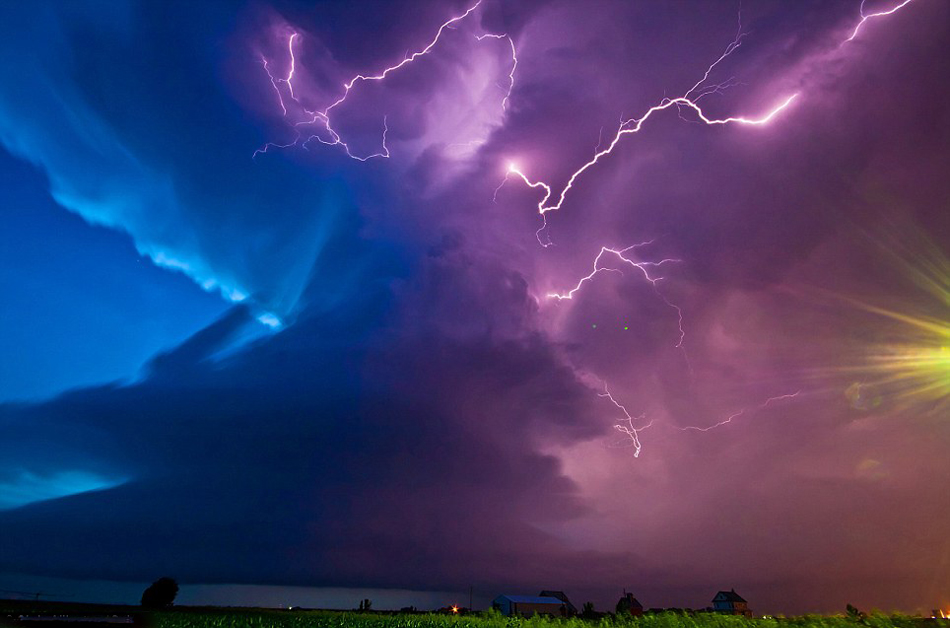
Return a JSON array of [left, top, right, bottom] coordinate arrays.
[[2, 600, 944, 628]]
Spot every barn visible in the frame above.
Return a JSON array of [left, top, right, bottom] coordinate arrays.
[[492, 595, 567, 616]]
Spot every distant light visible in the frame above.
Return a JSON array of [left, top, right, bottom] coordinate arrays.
[[451, 605, 459, 614]]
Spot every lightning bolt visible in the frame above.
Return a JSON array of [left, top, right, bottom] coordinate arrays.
[[847, 0, 915, 42], [255, 0, 518, 161], [547, 242, 685, 348], [524, 0, 914, 456], [321, 2, 484, 112], [600, 384, 653, 458], [251, 1, 917, 459], [675, 392, 801, 432], [503, 0, 915, 244], [550, 244, 692, 455], [496, 90, 797, 245], [303, 114, 391, 162], [258, 31, 302, 121], [505, 95, 798, 244], [475, 33, 518, 111], [601, 389, 801, 456]]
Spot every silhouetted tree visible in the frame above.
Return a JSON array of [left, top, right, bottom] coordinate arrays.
[[582, 602, 596, 618], [141, 577, 178, 608], [358, 599, 372, 612]]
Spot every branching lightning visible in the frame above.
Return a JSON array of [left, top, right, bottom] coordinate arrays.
[[600, 387, 800, 453], [500, 13, 798, 245], [252, 1, 920, 457], [548, 243, 676, 299], [600, 384, 653, 458], [847, 0, 915, 42], [255, 0, 518, 161], [502, 0, 915, 244], [547, 242, 686, 348], [504, 95, 799, 243], [521, 0, 915, 455]]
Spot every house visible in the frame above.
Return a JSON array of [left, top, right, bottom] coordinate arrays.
[[712, 590, 752, 617], [492, 595, 567, 617], [539, 591, 577, 615], [616, 592, 643, 616]]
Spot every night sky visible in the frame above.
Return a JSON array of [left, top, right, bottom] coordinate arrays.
[[1, 0, 948, 616]]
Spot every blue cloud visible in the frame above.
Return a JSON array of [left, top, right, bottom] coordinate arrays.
[[0, 470, 126, 510], [0, 0, 376, 318]]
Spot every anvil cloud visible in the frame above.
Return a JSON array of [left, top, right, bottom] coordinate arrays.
[[0, 0, 948, 615]]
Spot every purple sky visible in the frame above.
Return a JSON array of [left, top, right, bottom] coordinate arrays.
[[0, 0, 947, 615]]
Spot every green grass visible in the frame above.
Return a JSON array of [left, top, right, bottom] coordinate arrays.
[[1, 600, 939, 628], [148, 609, 939, 628]]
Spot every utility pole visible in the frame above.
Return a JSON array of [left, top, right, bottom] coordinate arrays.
[[469, 586, 473, 611]]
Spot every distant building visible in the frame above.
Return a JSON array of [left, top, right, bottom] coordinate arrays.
[[712, 590, 751, 617], [492, 595, 567, 617], [616, 593, 643, 616], [539, 591, 577, 615]]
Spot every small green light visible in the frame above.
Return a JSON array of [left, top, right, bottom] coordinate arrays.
[[624, 326, 628, 330]]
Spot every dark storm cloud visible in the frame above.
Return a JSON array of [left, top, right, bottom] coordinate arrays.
[[1, 0, 948, 615], [0, 248, 612, 589]]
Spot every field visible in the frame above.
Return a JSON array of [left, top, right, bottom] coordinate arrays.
[[2, 600, 944, 628]]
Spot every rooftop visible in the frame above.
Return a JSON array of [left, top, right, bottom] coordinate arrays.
[[495, 595, 564, 605], [715, 590, 747, 603]]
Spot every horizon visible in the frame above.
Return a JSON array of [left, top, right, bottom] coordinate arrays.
[[0, 574, 936, 617]]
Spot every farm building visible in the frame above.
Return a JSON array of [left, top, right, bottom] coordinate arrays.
[[538, 591, 576, 615], [492, 595, 567, 616], [616, 592, 644, 616], [712, 590, 752, 617]]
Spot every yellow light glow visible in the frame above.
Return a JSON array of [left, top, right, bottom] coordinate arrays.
[[838, 220, 949, 416]]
